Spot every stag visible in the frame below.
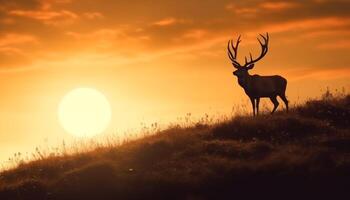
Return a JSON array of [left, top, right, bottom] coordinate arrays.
[[227, 33, 288, 116]]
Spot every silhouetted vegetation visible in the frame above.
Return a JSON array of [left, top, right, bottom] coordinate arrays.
[[0, 93, 349, 200]]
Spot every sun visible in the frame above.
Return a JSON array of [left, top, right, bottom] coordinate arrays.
[[58, 88, 112, 137]]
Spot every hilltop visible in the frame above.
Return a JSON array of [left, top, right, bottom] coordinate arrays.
[[0, 94, 349, 200]]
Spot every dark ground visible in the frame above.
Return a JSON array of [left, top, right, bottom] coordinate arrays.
[[0, 95, 349, 200]]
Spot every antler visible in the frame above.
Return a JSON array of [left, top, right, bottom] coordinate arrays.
[[243, 33, 269, 68], [227, 35, 242, 68]]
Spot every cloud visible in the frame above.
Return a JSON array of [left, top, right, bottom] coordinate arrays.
[[226, 1, 298, 16], [226, 0, 350, 23], [0, 0, 349, 73], [9, 9, 78, 25], [1, 0, 77, 26], [0, 47, 24, 56], [0, 33, 38, 70], [83, 12, 104, 19], [66, 28, 123, 40], [0, 0, 41, 10], [182, 29, 208, 39], [260, 1, 298, 11], [0, 0, 72, 11], [225, 3, 258, 16], [302, 29, 350, 38], [66, 28, 151, 50], [0, 33, 37, 47], [255, 17, 350, 34], [152, 18, 178, 26]]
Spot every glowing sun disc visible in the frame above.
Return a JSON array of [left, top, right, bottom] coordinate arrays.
[[58, 88, 112, 137]]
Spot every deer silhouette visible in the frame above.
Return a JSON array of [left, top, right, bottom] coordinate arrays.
[[227, 33, 288, 116]]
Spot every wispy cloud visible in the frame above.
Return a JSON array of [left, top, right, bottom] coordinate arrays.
[[0, 33, 38, 70], [254, 17, 350, 34], [83, 12, 104, 20], [9, 9, 78, 25], [260, 1, 298, 11], [66, 28, 151, 50], [152, 17, 178, 26], [225, 3, 258, 16], [182, 29, 208, 39], [0, 33, 37, 47], [301, 29, 350, 38], [226, 1, 298, 16], [0, 47, 24, 56]]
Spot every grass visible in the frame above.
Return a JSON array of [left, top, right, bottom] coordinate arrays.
[[0, 93, 349, 200]]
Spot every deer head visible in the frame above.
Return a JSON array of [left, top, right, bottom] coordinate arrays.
[[228, 33, 269, 78]]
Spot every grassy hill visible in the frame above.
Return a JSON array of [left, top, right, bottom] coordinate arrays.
[[0, 94, 349, 200]]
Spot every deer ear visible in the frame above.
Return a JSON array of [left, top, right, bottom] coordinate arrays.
[[247, 64, 255, 70]]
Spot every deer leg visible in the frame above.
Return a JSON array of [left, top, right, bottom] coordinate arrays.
[[249, 97, 255, 116], [256, 98, 260, 116], [270, 96, 279, 114], [279, 94, 289, 113]]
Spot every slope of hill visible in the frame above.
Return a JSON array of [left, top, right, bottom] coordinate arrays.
[[0, 95, 349, 200]]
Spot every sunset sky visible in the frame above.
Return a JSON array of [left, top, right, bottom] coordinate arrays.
[[0, 0, 349, 164]]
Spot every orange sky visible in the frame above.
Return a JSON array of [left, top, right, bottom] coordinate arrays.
[[0, 0, 350, 165]]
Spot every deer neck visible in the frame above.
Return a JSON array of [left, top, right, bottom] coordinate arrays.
[[237, 73, 253, 89], [238, 74, 253, 95]]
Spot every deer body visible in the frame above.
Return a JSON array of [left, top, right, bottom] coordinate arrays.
[[237, 74, 287, 98], [227, 33, 288, 116]]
